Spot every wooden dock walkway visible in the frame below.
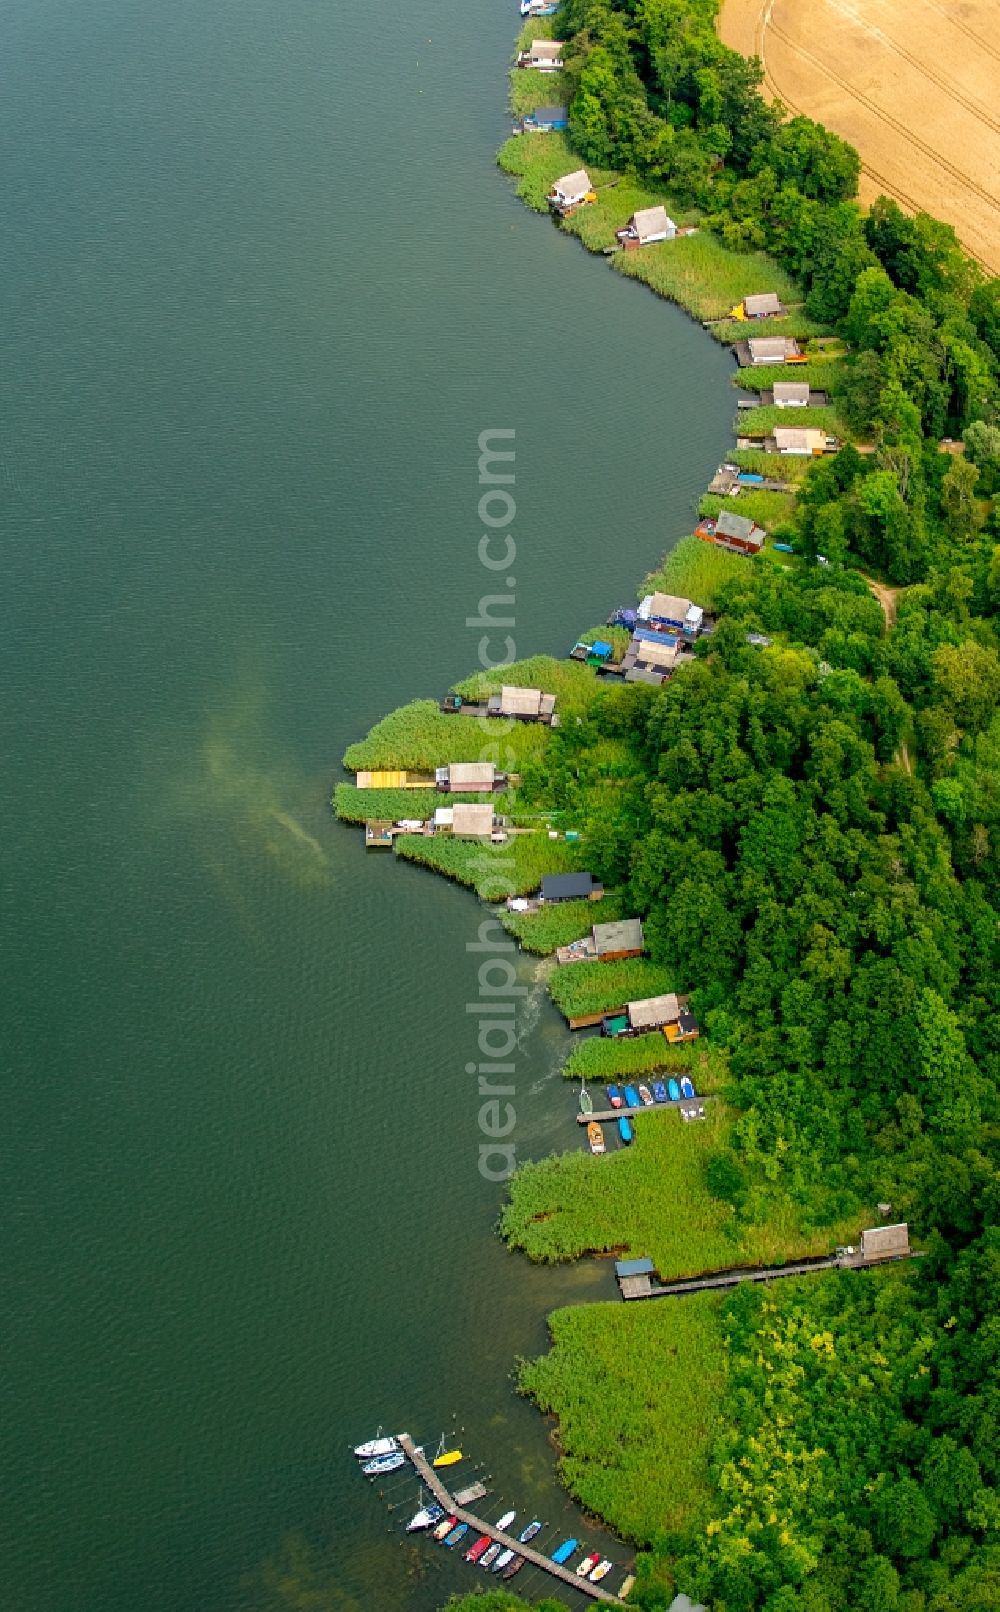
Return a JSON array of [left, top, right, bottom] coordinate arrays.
[[618, 1249, 924, 1301], [397, 1434, 623, 1603], [577, 1096, 717, 1123]]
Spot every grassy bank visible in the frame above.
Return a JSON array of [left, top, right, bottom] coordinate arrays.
[[499, 889, 628, 953], [452, 654, 602, 717], [547, 957, 677, 1020], [737, 403, 840, 436], [394, 830, 578, 900], [519, 1293, 726, 1542], [643, 533, 750, 609], [333, 783, 505, 824], [564, 1034, 728, 1089], [698, 488, 797, 531], [342, 699, 550, 774]]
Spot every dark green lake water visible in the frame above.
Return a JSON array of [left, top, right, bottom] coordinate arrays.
[[1, 0, 734, 1607]]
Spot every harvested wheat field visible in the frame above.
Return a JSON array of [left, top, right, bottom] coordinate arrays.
[[718, 0, 1000, 272]]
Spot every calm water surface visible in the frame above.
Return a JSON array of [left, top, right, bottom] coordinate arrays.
[[1, 0, 734, 1607]]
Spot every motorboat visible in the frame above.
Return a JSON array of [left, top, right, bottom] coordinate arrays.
[[652, 1081, 667, 1103], [680, 1076, 695, 1098], [623, 1085, 640, 1108], [607, 1085, 622, 1108], [433, 1449, 463, 1468], [579, 1084, 593, 1115], [492, 1548, 516, 1572], [496, 1509, 516, 1532], [406, 1503, 445, 1532], [465, 1535, 493, 1563], [502, 1555, 526, 1579], [551, 1538, 578, 1564], [638, 1084, 654, 1106], [443, 1523, 469, 1547], [362, 1452, 405, 1476], [518, 1519, 543, 1543], [354, 1435, 397, 1460], [590, 1558, 614, 1582], [668, 1077, 681, 1101], [577, 1551, 601, 1576], [587, 1121, 605, 1155], [617, 1115, 634, 1144], [432, 1515, 458, 1541], [480, 1543, 503, 1569]]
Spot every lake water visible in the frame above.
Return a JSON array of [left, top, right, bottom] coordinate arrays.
[[0, 0, 734, 1607]]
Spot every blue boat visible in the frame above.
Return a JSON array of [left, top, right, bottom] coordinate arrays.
[[772, 542, 795, 553], [668, 1078, 681, 1102], [444, 1523, 469, 1548], [552, 1538, 578, 1564], [618, 1115, 634, 1144], [607, 1084, 622, 1109], [623, 1085, 640, 1108], [680, 1076, 695, 1099], [652, 1080, 668, 1103], [519, 1519, 543, 1543]]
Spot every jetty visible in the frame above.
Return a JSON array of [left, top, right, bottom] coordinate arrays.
[[397, 1434, 624, 1603], [614, 1224, 922, 1301], [578, 1096, 716, 1123]]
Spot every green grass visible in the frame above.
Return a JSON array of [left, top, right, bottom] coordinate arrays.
[[500, 889, 628, 954], [737, 404, 840, 436], [731, 447, 812, 483], [452, 654, 602, 718], [711, 312, 833, 345], [644, 533, 751, 609], [518, 1294, 727, 1542], [559, 179, 697, 253], [565, 1034, 728, 1089], [734, 358, 843, 395], [573, 623, 632, 662], [500, 1100, 863, 1274], [699, 489, 797, 531], [342, 699, 550, 774], [395, 830, 578, 900], [332, 783, 503, 823], [548, 957, 677, 1020], [497, 132, 617, 214], [508, 66, 575, 120], [611, 231, 800, 323]]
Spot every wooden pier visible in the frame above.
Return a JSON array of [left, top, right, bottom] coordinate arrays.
[[577, 1096, 716, 1123], [397, 1434, 624, 1603], [615, 1229, 923, 1301]]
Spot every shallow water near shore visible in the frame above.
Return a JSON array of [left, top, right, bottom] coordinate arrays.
[[1, 0, 734, 1607]]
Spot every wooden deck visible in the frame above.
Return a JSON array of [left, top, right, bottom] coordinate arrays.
[[397, 1434, 625, 1603]]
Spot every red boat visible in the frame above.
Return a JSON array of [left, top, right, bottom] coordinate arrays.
[[577, 1551, 601, 1577], [464, 1535, 493, 1564]]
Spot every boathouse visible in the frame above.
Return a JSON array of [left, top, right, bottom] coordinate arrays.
[[744, 335, 801, 366], [488, 685, 557, 722], [742, 291, 784, 319], [541, 871, 603, 903], [772, 426, 833, 456], [622, 634, 680, 682], [772, 380, 810, 407], [435, 761, 499, 793], [617, 205, 676, 249], [860, 1223, 910, 1261], [594, 918, 644, 960], [615, 1256, 656, 1299], [707, 510, 766, 555], [518, 39, 565, 70], [548, 168, 594, 215], [636, 591, 704, 637], [434, 803, 498, 838], [522, 104, 568, 132]]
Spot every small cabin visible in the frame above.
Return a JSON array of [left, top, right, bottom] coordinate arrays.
[[743, 291, 785, 319], [860, 1223, 910, 1262], [636, 591, 704, 638], [772, 380, 810, 407], [547, 169, 594, 216], [541, 871, 603, 903], [704, 510, 766, 555], [434, 803, 498, 838], [435, 761, 500, 793], [365, 822, 394, 850], [521, 103, 568, 132], [615, 1256, 656, 1300], [772, 427, 832, 456], [747, 336, 800, 366], [487, 684, 557, 722], [627, 992, 682, 1033], [518, 39, 565, 71], [593, 918, 645, 961], [617, 204, 676, 249], [623, 634, 680, 683]]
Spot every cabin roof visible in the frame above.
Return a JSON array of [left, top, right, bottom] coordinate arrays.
[[632, 204, 672, 236], [628, 991, 680, 1029], [447, 761, 496, 787], [749, 335, 794, 359], [593, 918, 644, 955], [716, 510, 759, 540], [669, 1597, 708, 1612], [773, 380, 810, 403], [530, 38, 564, 56], [744, 292, 782, 316], [633, 637, 679, 668], [499, 684, 543, 716], [615, 1256, 655, 1278], [532, 104, 567, 122], [553, 167, 591, 194], [773, 427, 826, 451], [860, 1223, 910, 1255], [542, 871, 599, 901], [451, 802, 496, 836]]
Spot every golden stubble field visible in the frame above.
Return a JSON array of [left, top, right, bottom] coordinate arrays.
[[718, 0, 1000, 273]]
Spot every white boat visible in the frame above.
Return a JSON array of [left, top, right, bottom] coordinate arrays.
[[362, 1451, 405, 1476], [496, 1509, 516, 1531], [406, 1503, 445, 1532], [492, 1548, 516, 1572], [590, 1558, 614, 1582], [354, 1435, 398, 1460]]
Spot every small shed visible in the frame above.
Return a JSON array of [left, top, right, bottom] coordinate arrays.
[[772, 427, 828, 456], [628, 992, 681, 1032], [524, 104, 568, 131], [861, 1223, 910, 1261], [637, 592, 704, 636], [748, 335, 799, 365], [593, 918, 645, 960], [522, 39, 565, 69], [623, 634, 680, 682], [743, 292, 784, 318], [773, 380, 810, 407], [541, 871, 603, 903], [491, 684, 557, 721], [713, 510, 766, 554], [451, 802, 496, 838], [669, 1597, 708, 1612], [437, 761, 497, 792], [548, 168, 593, 213], [615, 1256, 656, 1299], [618, 204, 676, 249]]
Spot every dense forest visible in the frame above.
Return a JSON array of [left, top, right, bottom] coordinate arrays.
[[437, 2, 1000, 1608]]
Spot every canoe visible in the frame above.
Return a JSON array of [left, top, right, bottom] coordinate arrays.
[[495, 1509, 516, 1531], [443, 1523, 469, 1548], [577, 1551, 601, 1576], [590, 1558, 614, 1582], [362, 1452, 405, 1476], [680, 1076, 695, 1098], [433, 1449, 462, 1468], [492, 1548, 516, 1572], [518, 1520, 543, 1543], [623, 1085, 640, 1108], [587, 1121, 606, 1155], [480, 1543, 502, 1569], [552, 1538, 578, 1564], [354, 1435, 398, 1460], [432, 1515, 458, 1541], [607, 1085, 622, 1108], [617, 1115, 634, 1145], [620, 1572, 637, 1597], [465, 1535, 493, 1563], [652, 1081, 667, 1103], [638, 1084, 654, 1106], [668, 1078, 681, 1102], [406, 1503, 445, 1532], [579, 1086, 594, 1115], [502, 1555, 526, 1580]]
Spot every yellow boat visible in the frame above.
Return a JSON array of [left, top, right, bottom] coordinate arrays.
[[432, 1449, 463, 1468]]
